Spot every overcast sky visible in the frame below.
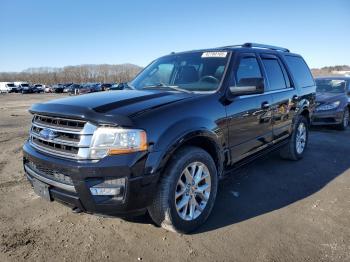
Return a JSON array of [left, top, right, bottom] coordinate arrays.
[[0, 0, 349, 71]]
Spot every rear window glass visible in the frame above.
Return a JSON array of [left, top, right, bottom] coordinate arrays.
[[262, 58, 286, 91], [285, 56, 314, 87]]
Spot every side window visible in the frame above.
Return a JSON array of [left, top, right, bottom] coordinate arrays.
[[236, 57, 262, 84], [261, 58, 287, 91], [285, 56, 314, 88]]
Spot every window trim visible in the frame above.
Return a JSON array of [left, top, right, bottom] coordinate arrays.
[[259, 54, 293, 92]]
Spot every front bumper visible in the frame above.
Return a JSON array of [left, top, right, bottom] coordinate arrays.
[[23, 142, 161, 216], [311, 109, 343, 126]]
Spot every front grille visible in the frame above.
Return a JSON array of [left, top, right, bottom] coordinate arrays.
[[33, 114, 85, 131], [29, 114, 96, 159], [27, 160, 73, 185], [313, 117, 336, 123]]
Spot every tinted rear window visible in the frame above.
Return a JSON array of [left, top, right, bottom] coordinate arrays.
[[285, 56, 314, 87], [262, 58, 287, 91]]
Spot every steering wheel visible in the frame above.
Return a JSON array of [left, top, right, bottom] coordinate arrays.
[[200, 75, 219, 83]]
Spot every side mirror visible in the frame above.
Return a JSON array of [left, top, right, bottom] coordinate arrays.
[[229, 77, 264, 96]]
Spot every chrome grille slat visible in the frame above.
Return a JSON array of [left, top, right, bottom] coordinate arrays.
[[31, 132, 81, 147], [30, 114, 96, 160], [32, 122, 83, 134], [33, 115, 85, 130], [30, 139, 79, 159]]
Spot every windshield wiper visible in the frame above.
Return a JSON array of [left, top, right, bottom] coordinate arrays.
[[143, 83, 192, 93]]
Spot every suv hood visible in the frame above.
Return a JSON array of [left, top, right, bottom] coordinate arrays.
[[30, 90, 193, 127], [316, 92, 346, 103]]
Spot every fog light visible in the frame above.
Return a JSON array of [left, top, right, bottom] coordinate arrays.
[[90, 187, 121, 196], [89, 177, 126, 197]]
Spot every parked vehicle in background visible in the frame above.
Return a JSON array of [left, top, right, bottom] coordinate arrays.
[[18, 83, 33, 94], [44, 86, 52, 93], [15, 82, 29, 93], [99, 83, 113, 91], [20, 84, 43, 94], [68, 84, 82, 95], [33, 84, 45, 93], [23, 43, 315, 233], [74, 83, 102, 94], [7, 82, 18, 93], [109, 83, 124, 90], [312, 77, 350, 130], [52, 84, 65, 93], [63, 83, 73, 93], [0, 82, 17, 93], [90, 83, 102, 92]]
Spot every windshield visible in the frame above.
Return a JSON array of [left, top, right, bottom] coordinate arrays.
[[316, 79, 346, 94], [7, 83, 15, 87], [21, 84, 29, 87], [130, 51, 230, 92]]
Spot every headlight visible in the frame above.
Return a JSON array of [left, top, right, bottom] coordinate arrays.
[[89, 127, 147, 159], [317, 101, 340, 111]]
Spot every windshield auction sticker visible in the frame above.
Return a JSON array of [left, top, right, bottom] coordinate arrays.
[[201, 52, 228, 58]]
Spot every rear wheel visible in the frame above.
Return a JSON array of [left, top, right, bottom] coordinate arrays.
[[280, 116, 309, 160], [336, 108, 349, 131], [148, 146, 218, 233]]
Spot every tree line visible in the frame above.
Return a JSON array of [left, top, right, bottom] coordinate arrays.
[[0, 64, 143, 85], [311, 65, 350, 77]]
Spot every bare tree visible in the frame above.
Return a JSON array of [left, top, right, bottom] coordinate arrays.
[[0, 64, 142, 85]]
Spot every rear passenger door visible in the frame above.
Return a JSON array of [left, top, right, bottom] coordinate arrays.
[[259, 54, 298, 141]]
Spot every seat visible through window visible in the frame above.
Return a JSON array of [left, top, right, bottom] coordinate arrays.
[[175, 66, 199, 84]]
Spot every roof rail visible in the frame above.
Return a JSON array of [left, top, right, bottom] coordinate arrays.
[[242, 43, 290, 52], [223, 43, 290, 52]]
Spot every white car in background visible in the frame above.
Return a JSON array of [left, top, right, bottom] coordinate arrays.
[[0, 82, 17, 93]]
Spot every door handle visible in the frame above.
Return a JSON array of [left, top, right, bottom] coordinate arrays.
[[261, 101, 270, 109]]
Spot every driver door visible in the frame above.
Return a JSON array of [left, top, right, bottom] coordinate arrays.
[[225, 53, 274, 163]]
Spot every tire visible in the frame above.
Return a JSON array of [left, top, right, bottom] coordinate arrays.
[[280, 115, 309, 161], [336, 108, 349, 131], [148, 146, 218, 233]]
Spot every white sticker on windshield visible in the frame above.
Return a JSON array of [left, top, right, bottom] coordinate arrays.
[[201, 52, 228, 58]]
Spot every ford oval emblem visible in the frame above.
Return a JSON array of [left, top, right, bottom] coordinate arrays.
[[39, 128, 59, 140]]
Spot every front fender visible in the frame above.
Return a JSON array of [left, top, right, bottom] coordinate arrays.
[[145, 117, 224, 177]]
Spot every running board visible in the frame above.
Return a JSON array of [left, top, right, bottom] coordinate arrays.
[[222, 139, 289, 178]]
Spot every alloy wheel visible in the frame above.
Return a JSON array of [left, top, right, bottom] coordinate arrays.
[[296, 122, 307, 154], [174, 162, 211, 221]]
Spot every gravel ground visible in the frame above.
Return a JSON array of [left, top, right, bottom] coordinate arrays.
[[0, 93, 349, 262]]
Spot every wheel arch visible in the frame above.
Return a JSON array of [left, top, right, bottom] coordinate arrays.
[[155, 130, 224, 180]]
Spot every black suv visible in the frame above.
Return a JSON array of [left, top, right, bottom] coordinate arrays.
[[23, 43, 316, 233]]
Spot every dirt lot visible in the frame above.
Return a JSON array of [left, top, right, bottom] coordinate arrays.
[[0, 93, 349, 262]]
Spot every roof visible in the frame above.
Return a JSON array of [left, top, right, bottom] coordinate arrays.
[[170, 43, 300, 57]]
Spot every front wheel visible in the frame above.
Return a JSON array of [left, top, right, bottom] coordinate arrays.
[[336, 108, 349, 131], [148, 146, 218, 233], [280, 116, 309, 160]]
